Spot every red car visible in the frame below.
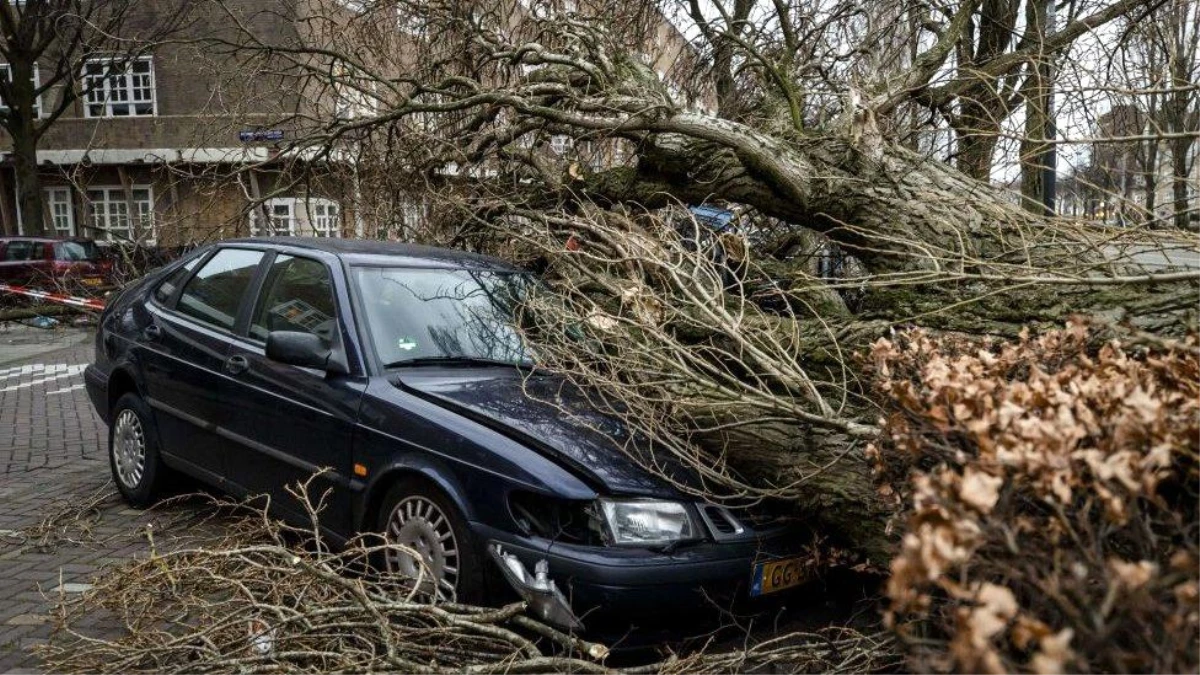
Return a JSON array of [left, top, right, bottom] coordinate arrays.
[[0, 236, 114, 290]]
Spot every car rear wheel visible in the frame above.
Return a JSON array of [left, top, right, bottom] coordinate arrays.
[[377, 479, 484, 604], [109, 392, 166, 508]]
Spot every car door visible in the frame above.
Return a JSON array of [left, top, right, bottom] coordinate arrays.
[[220, 250, 365, 534], [0, 240, 22, 284], [0, 239, 39, 285], [140, 247, 266, 484]]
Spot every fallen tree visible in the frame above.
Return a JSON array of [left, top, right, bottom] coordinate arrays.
[[210, 0, 1198, 567], [194, 1, 1200, 669]]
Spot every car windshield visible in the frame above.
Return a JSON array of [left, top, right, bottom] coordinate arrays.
[[55, 241, 100, 261], [353, 266, 536, 367]]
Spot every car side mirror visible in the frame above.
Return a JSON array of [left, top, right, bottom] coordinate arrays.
[[265, 331, 348, 375]]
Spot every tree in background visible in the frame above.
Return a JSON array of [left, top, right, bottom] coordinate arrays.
[[1104, 0, 1200, 229], [0, 0, 189, 236]]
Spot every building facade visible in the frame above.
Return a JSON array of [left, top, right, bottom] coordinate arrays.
[[0, 0, 706, 246], [0, 0, 352, 246]]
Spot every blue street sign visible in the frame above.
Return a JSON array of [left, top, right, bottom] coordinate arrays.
[[239, 129, 284, 142]]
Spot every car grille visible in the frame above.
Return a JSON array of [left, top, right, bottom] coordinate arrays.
[[698, 501, 796, 540], [699, 504, 745, 540]]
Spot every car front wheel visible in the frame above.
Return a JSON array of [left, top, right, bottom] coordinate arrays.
[[377, 479, 484, 604], [109, 392, 166, 507]]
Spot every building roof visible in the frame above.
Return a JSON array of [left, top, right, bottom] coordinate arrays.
[[225, 237, 523, 270]]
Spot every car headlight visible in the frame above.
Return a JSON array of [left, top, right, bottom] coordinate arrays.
[[597, 499, 698, 545]]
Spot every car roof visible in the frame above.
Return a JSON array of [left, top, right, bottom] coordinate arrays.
[[0, 236, 92, 243], [223, 237, 524, 271]]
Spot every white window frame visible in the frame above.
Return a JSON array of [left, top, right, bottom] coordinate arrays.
[[250, 197, 342, 237], [550, 134, 572, 155], [401, 201, 423, 226], [85, 185, 155, 243], [83, 56, 157, 118], [45, 187, 74, 237], [0, 63, 42, 118], [306, 199, 342, 237], [249, 199, 296, 237]]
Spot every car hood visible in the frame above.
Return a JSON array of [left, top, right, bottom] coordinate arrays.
[[394, 369, 694, 499]]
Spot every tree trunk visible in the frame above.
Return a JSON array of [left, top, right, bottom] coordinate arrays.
[[1019, 0, 1054, 215], [1171, 135, 1195, 230], [12, 131, 45, 237], [7, 60, 45, 237], [584, 116, 1100, 277], [1144, 144, 1158, 222], [954, 103, 1002, 181]]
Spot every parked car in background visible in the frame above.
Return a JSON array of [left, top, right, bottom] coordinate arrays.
[[0, 236, 113, 290], [84, 237, 807, 634]]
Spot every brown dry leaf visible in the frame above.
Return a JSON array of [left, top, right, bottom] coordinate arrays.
[[585, 312, 619, 331], [871, 326, 1198, 673], [1011, 615, 1052, 651], [1030, 628, 1075, 674], [1124, 387, 1161, 424], [959, 468, 1004, 514], [969, 583, 1017, 638], [1109, 559, 1158, 591], [1173, 581, 1198, 605]]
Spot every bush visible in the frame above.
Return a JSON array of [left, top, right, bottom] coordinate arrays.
[[868, 323, 1198, 673]]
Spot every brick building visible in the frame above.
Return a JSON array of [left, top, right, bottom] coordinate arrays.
[[0, 0, 350, 246], [0, 0, 702, 246]]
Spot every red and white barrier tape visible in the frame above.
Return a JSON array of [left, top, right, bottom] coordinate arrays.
[[0, 283, 106, 311]]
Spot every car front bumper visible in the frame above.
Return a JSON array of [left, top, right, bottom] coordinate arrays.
[[472, 521, 809, 632]]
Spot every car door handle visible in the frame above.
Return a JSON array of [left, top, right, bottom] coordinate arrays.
[[142, 324, 161, 341], [225, 355, 250, 375]]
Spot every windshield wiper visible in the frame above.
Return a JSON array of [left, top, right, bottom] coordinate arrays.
[[383, 355, 535, 369]]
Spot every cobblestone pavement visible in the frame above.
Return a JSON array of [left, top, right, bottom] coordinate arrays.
[[0, 325, 234, 673]]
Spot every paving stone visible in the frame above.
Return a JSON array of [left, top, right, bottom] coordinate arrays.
[[0, 331, 236, 672]]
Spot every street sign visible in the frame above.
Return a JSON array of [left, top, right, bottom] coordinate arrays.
[[239, 129, 284, 142]]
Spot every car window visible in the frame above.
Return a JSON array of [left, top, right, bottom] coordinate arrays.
[[352, 266, 533, 366], [249, 255, 336, 343], [176, 248, 264, 331], [3, 241, 34, 261], [54, 241, 99, 261], [153, 255, 203, 306]]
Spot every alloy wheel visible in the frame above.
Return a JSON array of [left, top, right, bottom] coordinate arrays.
[[113, 409, 147, 489], [384, 495, 460, 601]]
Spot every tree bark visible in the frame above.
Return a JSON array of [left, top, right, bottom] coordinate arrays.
[[581, 117, 1100, 277], [1018, 0, 1054, 216], [7, 59, 45, 236], [12, 130, 44, 237], [1144, 141, 1158, 222], [1171, 135, 1195, 230], [954, 111, 1002, 181]]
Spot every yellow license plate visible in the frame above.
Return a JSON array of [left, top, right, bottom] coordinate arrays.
[[750, 557, 807, 596]]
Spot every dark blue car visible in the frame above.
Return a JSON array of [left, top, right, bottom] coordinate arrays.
[[84, 237, 807, 631]]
